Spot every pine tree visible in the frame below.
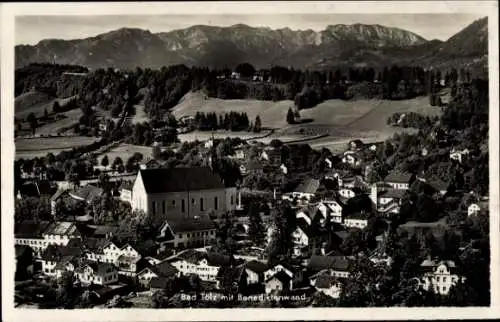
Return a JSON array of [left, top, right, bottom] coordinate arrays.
[[254, 115, 262, 133], [286, 108, 295, 124]]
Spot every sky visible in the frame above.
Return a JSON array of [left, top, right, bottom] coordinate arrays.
[[16, 14, 485, 45]]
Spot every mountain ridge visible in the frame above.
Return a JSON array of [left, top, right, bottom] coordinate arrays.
[[15, 18, 487, 71]]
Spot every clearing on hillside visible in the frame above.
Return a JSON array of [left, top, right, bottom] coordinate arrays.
[[15, 136, 98, 160], [172, 91, 293, 129], [35, 108, 83, 135], [15, 92, 77, 120], [97, 143, 154, 165]]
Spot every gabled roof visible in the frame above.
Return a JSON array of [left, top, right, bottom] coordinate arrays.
[[308, 255, 350, 272], [138, 167, 227, 193], [384, 171, 413, 184], [44, 221, 80, 236], [345, 212, 370, 220], [71, 185, 103, 202], [84, 238, 112, 252], [267, 270, 292, 284], [41, 244, 83, 261], [294, 178, 321, 194], [378, 189, 406, 199], [150, 260, 179, 278], [167, 215, 216, 234], [244, 260, 268, 274]]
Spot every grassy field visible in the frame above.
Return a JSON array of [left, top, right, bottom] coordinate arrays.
[[172, 91, 293, 129], [15, 92, 77, 120], [171, 91, 441, 150], [15, 136, 98, 160], [35, 108, 83, 135], [97, 143, 154, 164]]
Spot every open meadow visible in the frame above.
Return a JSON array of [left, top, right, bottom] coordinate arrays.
[[96, 143, 154, 164], [35, 108, 83, 135], [15, 92, 77, 120], [15, 136, 98, 160]]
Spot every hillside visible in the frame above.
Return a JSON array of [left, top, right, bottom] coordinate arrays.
[[14, 91, 56, 120], [15, 18, 487, 71]]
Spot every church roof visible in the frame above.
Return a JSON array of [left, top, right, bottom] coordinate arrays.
[[138, 167, 227, 193]]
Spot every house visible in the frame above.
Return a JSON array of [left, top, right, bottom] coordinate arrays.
[[370, 183, 405, 215], [216, 265, 248, 293], [292, 218, 314, 258], [131, 167, 237, 218], [244, 260, 268, 285], [317, 201, 343, 224], [343, 212, 370, 229], [263, 264, 294, 282], [169, 250, 232, 282], [84, 239, 141, 268], [265, 271, 293, 295], [342, 152, 361, 167], [468, 203, 482, 216], [75, 262, 119, 286], [260, 148, 282, 167], [119, 183, 133, 204], [310, 271, 343, 299], [449, 148, 470, 164], [42, 221, 82, 247], [40, 244, 83, 278], [233, 148, 246, 160], [157, 214, 217, 248], [15, 245, 34, 280], [137, 260, 180, 289], [14, 220, 52, 257], [69, 185, 104, 204], [307, 255, 350, 278], [383, 171, 414, 190], [419, 259, 465, 295], [292, 178, 321, 201], [50, 189, 69, 216]]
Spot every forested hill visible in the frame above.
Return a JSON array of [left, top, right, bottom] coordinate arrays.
[[15, 18, 487, 72]]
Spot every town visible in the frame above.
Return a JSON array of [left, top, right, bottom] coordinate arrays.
[[12, 15, 490, 309]]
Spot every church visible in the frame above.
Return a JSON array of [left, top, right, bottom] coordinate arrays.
[[131, 166, 237, 219]]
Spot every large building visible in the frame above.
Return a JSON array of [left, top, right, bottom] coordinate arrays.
[[131, 167, 237, 218]]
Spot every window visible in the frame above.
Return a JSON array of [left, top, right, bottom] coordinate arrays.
[[214, 197, 218, 210], [182, 200, 185, 213], [172, 200, 176, 206], [436, 276, 440, 282], [441, 286, 445, 293], [187, 233, 190, 238], [179, 234, 183, 238], [200, 198, 204, 211], [162, 201, 166, 214], [192, 198, 195, 205]]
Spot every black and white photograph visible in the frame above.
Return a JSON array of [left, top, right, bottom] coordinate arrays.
[[1, 1, 499, 321]]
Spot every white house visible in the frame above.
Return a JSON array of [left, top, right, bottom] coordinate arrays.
[[137, 260, 180, 289], [244, 260, 268, 285], [265, 271, 293, 295], [318, 201, 343, 224], [468, 203, 480, 216], [449, 148, 470, 164], [343, 212, 369, 229], [291, 178, 321, 202], [384, 171, 413, 190], [131, 167, 237, 218], [291, 218, 312, 257], [168, 250, 231, 282], [419, 259, 465, 295], [75, 262, 119, 286], [157, 215, 217, 249], [263, 264, 294, 282]]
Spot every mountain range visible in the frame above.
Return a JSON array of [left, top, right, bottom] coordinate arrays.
[[15, 17, 488, 71]]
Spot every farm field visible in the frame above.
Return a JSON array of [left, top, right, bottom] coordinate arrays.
[[15, 92, 77, 120], [97, 143, 154, 165], [15, 136, 98, 160]]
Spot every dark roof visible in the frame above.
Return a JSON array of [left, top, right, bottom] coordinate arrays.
[[71, 185, 103, 202], [384, 171, 413, 184], [167, 215, 215, 233], [345, 212, 370, 220], [150, 276, 172, 289], [296, 217, 314, 237], [378, 188, 406, 199], [84, 238, 112, 252], [217, 266, 245, 291], [294, 178, 321, 194], [76, 262, 116, 275], [267, 270, 292, 284], [37, 180, 57, 196], [93, 225, 120, 236], [333, 231, 349, 241], [41, 244, 83, 261], [174, 250, 232, 267], [18, 182, 40, 198], [44, 221, 80, 236], [426, 177, 449, 191], [244, 260, 268, 273], [14, 220, 51, 239], [308, 255, 350, 272], [315, 273, 338, 289], [206, 252, 232, 267], [138, 167, 227, 193], [151, 260, 179, 278]]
